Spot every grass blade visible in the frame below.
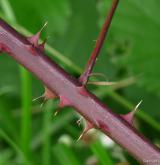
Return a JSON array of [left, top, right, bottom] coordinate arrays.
[[0, 128, 30, 164], [53, 143, 80, 165], [32, 110, 74, 149], [41, 100, 54, 165], [90, 140, 113, 165], [20, 67, 32, 163]]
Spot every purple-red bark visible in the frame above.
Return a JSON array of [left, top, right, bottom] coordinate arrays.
[[0, 0, 160, 163], [0, 18, 160, 165], [79, 0, 119, 85]]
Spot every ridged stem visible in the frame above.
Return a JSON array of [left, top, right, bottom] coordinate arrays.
[[0, 19, 160, 164]]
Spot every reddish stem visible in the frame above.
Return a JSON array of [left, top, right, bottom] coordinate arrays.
[[0, 18, 160, 164], [79, 0, 119, 85]]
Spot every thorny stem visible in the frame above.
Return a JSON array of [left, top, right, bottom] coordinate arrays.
[[0, 18, 160, 165], [79, 0, 119, 85]]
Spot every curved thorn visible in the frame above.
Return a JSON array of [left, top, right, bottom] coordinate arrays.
[[44, 87, 57, 100], [77, 131, 85, 142], [33, 87, 57, 104], [121, 100, 143, 125], [54, 109, 60, 117], [89, 72, 107, 81], [87, 81, 117, 86], [32, 95, 44, 102], [77, 117, 83, 127], [38, 38, 47, 52], [77, 120, 94, 141], [40, 98, 47, 108], [133, 100, 143, 113], [27, 21, 48, 47]]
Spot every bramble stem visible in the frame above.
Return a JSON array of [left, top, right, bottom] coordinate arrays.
[[0, 18, 160, 164], [79, 0, 119, 85]]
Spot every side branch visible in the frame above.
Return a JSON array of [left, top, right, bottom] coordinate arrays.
[[0, 19, 160, 165], [79, 0, 119, 85]]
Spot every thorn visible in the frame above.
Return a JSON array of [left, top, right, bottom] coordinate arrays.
[[32, 95, 44, 102], [77, 117, 83, 127], [77, 132, 84, 142], [32, 87, 57, 102], [44, 87, 57, 100], [89, 72, 107, 80], [27, 22, 48, 47], [38, 38, 47, 52], [33, 87, 57, 110], [40, 99, 47, 108], [77, 86, 89, 97], [58, 95, 71, 108], [77, 120, 94, 141], [87, 81, 117, 86], [121, 100, 142, 125], [27, 32, 40, 47], [134, 100, 143, 113], [54, 111, 58, 116], [54, 109, 60, 116]]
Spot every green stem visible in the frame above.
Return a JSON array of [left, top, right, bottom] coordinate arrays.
[[42, 100, 53, 165], [20, 67, 32, 162]]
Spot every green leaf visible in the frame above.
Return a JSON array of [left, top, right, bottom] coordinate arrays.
[[55, 0, 99, 68], [98, 0, 160, 95], [0, 149, 13, 165], [9, 0, 71, 36]]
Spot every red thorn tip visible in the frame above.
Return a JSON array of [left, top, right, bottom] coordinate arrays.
[[77, 120, 94, 141], [121, 113, 134, 125], [77, 86, 89, 97], [27, 22, 48, 47], [27, 31, 41, 47], [59, 95, 71, 108], [44, 87, 57, 100], [121, 100, 142, 125]]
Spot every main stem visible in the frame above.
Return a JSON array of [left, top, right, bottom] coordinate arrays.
[[79, 0, 119, 85], [0, 19, 160, 164]]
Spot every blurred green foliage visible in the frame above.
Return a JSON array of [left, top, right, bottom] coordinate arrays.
[[0, 0, 160, 164]]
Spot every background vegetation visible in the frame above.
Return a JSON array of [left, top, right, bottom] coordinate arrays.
[[0, 0, 160, 164]]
